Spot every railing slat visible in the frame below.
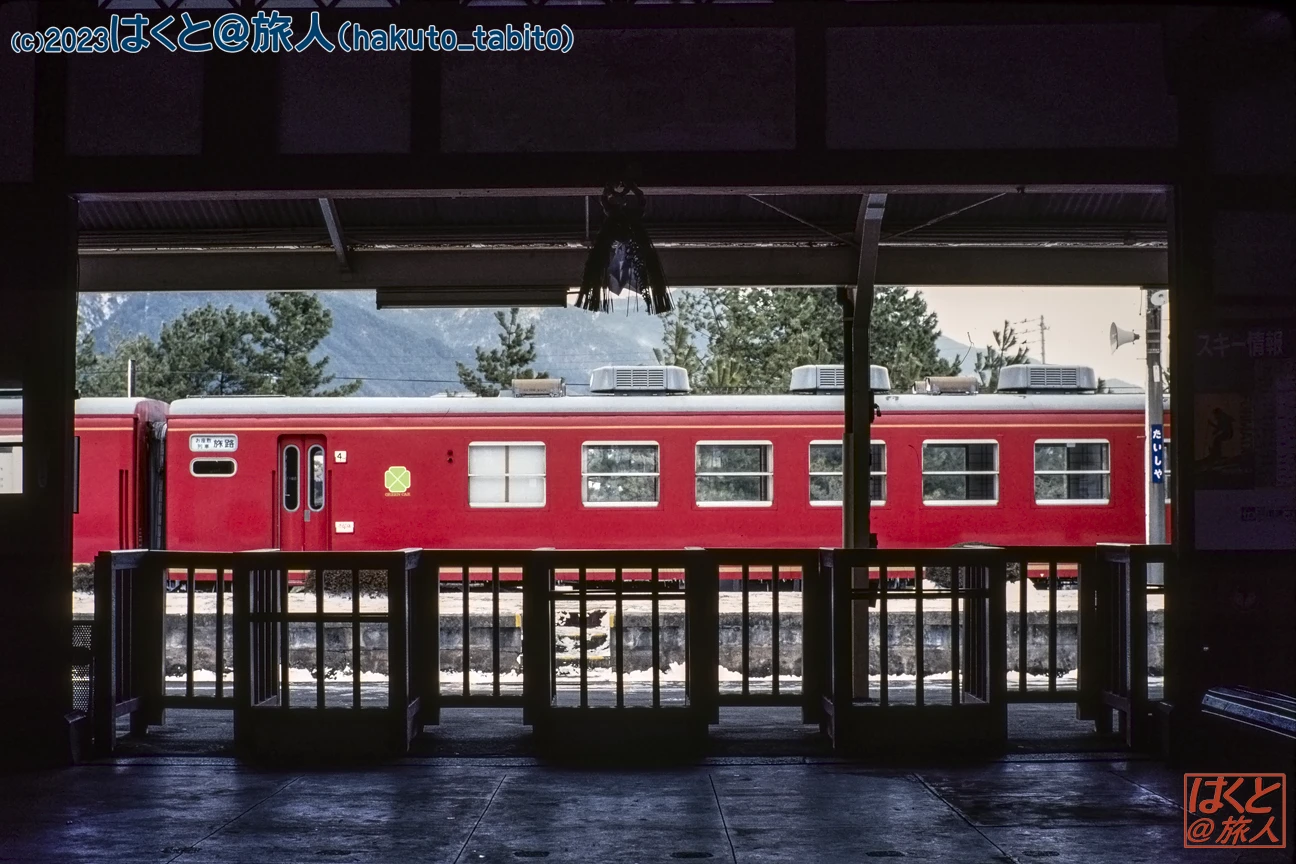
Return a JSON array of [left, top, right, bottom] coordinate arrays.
[[915, 565, 924, 708], [316, 569, 326, 709], [771, 564, 780, 698], [1048, 561, 1058, 694], [186, 567, 195, 700], [352, 568, 361, 711]]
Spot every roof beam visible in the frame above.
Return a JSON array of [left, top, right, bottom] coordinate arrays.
[[317, 198, 350, 273], [77, 245, 1167, 293]]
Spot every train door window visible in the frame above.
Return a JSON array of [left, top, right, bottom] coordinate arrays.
[[0, 440, 20, 495], [810, 441, 886, 506], [582, 442, 659, 506], [696, 441, 773, 506], [282, 445, 300, 511], [468, 442, 546, 507], [72, 436, 80, 514], [922, 441, 998, 504], [1034, 440, 1110, 504], [308, 445, 325, 511]]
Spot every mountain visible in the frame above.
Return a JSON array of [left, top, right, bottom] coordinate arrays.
[[80, 290, 663, 397], [79, 290, 979, 396]]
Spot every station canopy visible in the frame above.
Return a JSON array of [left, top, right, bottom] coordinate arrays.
[[77, 190, 1166, 301]]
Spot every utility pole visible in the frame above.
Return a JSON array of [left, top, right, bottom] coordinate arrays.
[[1013, 316, 1049, 363], [1145, 289, 1167, 548], [126, 359, 135, 398]]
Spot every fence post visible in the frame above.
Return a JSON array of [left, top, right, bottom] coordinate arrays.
[[409, 553, 440, 731], [802, 550, 829, 727], [989, 556, 1009, 749], [829, 549, 853, 750], [388, 551, 413, 753], [231, 556, 250, 754], [133, 551, 165, 733], [521, 551, 551, 727], [1128, 549, 1149, 750], [1076, 549, 1100, 723], [92, 552, 115, 755], [686, 548, 719, 725]]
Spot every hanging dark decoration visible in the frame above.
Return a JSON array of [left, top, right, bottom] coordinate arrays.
[[577, 182, 672, 316]]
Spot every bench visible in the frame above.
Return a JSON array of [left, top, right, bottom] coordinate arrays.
[[1195, 686, 1296, 772]]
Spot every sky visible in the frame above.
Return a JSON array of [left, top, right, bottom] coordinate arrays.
[[916, 285, 1166, 387]]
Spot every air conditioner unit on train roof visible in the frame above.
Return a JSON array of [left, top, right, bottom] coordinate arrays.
[[789, 364, 891, 394], [589, 365, 690, 395], [996, 364, 1097, 393]]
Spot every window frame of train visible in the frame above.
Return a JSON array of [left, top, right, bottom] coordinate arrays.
[[921, 439, 999, 505], [282, 445, 300, 511], [467, 441, 547, 508], [808, 439, 886, 506], [307, 444, 326, 512], [190, 457, 238, 477], [1033, 439, 1110, 505], [581, 441, 660, 507], [694, 440, 774, 507]]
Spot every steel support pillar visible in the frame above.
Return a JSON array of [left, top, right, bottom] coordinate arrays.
[[0, 192, 79, 767], [844, 193, 885, 699]]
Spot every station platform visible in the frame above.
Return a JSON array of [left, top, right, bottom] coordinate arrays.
[[3, 754, 1289, 863]]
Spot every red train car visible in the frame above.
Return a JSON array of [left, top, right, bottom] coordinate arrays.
[[0, 397, 167, 565], [162, 364, 1171, 572]]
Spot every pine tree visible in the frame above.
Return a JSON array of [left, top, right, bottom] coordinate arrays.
[[151, 304, 266, 400], [868, 286, 962, 391], [659, 286, 959, 394], [74, 311, 101, 398], [972, 319, 1031, 392], [76, 293, 356, 402], [652, 292, 704, 383], [456, 308, 550, 397], [254, 292, 361, 397]]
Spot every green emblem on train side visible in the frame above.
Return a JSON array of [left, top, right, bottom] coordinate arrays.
[[384, 466, 411, 494]]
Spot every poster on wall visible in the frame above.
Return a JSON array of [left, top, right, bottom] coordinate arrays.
[[1193, 324, 1296, 550]]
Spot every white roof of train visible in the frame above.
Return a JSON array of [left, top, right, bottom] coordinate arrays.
[[0, 397, 164, 416], [167, 392, 1160, 416]]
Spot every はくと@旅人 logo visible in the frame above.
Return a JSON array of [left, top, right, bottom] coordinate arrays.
[[1184, 774, 1286, 848]]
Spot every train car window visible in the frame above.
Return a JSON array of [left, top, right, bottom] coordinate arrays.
[[1034, 440, 1110, 503], [282, 445, 300, 511], [191, 458, 237, 477], [922, 441, 998, 504], [696, 442, 773, 506], [0, 441, 21, 495], [73, 436, 80, 514], [308, 446, 325, 511], [582, 442, 659, 506], [468, 443, 546, 507], [809, 441, 886, 505]]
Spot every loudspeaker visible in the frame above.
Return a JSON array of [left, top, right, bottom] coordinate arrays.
[[1110, 323, 1140, 354]]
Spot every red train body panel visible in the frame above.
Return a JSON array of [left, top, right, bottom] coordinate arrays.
[[5, 386, 1174, 575], [0, 397, 166, 565], [162, 392, 1172, 570]]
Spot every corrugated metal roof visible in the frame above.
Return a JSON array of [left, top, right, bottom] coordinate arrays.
[[77, 191, 1167, 250]]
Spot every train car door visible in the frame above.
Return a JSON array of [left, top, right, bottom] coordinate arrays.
[[277, 436, 329, 551]]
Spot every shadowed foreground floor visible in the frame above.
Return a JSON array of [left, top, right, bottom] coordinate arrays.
[[1, 756, 1290, 864]]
